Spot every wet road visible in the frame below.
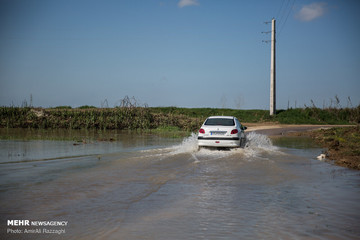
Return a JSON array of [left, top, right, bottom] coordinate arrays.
[[1, 131, 359, 239]]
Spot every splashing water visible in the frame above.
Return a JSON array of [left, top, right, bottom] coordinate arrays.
[[170, 133, 199, 155], [243, 132, 278, 158], [166, 131, 277, 160], [139, 133, 199, 161], [245, 132, 277, 150]]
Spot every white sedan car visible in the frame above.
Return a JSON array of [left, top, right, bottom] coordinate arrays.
[[197, 116, 247, 148]]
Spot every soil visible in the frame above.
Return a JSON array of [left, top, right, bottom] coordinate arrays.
[[296, 126, 360, 170]]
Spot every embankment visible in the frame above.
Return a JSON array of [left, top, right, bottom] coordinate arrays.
[[298, 126, 360, 170], [1, 106, 359, 131], [248, 124, 360, 170]]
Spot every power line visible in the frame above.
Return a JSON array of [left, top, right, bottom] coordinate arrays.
[[277, 0, 290, 27], [275, 0, 286, 22], [277, 0, 296, 37]]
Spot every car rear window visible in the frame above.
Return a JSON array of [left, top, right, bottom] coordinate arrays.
[[205, 118, 235, 126]]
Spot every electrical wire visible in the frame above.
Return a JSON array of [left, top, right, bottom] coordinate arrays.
[[277, 0, 296, 38], [275, 0, 286, 21], [262, 0, 295, 43], [277, 0, 291, 27]]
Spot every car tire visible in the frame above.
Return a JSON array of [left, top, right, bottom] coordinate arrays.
[[240, 138, 246, 148]]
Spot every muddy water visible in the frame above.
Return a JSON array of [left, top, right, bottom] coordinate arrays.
[[0, 130, 359, 239]]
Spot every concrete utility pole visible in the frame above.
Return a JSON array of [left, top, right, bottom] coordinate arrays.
[[270, 18, 276, 116]]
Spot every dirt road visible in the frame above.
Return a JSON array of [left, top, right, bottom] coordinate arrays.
[[244, 123, 352, 136]]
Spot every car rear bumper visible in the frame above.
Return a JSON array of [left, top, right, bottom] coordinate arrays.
[[198, 136, 241, 147]]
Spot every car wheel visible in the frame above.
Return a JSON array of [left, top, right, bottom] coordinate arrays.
[[240, 138, 245, 148]]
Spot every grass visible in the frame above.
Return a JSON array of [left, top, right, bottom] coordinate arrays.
[[150, 106, 360, 125], [275, 107, 360, 124], [1, 105, 359, 131], [148, 126, 190, 138], [303, 126, 360, 170], [150, 107, 272, 123], [0, 107, 202, 131]]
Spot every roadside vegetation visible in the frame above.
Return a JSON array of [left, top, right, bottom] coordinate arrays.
[[151, 106, 360, 125], [0, 95, 358, 131], [299, 126, 360, 170], [1, 105, 359, 131], [0, 106, 202, 131]]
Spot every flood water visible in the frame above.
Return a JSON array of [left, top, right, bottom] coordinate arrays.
[[1, 129, 359, 239]]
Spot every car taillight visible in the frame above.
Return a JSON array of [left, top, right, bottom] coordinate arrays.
[[231, 129, 238, 134], [199, 128, 205, 134]]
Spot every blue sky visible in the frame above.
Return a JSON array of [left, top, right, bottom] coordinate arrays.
[[1, 0, 359, 109]]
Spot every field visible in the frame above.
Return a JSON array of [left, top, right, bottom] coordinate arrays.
[[1, 105, 359, 131]]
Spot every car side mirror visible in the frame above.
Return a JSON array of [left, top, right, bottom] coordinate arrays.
[[241, 126, 247, 131]]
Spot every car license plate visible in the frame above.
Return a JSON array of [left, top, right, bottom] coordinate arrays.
[[210, 131, 226, 135]]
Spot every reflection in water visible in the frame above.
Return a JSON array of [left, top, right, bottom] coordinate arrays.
[[0, 130, 359, 239], [0, 129, 180, 164]]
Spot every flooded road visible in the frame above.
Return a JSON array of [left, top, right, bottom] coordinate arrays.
[[1, 130, 359, 239]]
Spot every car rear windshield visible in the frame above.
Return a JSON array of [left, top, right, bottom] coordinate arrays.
[[205, 118, 235, 126]]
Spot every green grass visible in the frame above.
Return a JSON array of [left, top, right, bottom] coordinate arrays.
[[78, 105, 97, 109], [1, 105, 359, 131], [149, 126, 190, 138], [275, 107, 359, 124], [150, 107, 272, 122], [54, 106, 72, 109], [150, 106, 360, 125]]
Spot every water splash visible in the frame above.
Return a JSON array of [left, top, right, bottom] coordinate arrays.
[[244, 132, 278, 158], [170, 133, 199, 155], [167, 132, 278, 160], [245, 132, 275, 150], [138, 131, 279, 164]]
